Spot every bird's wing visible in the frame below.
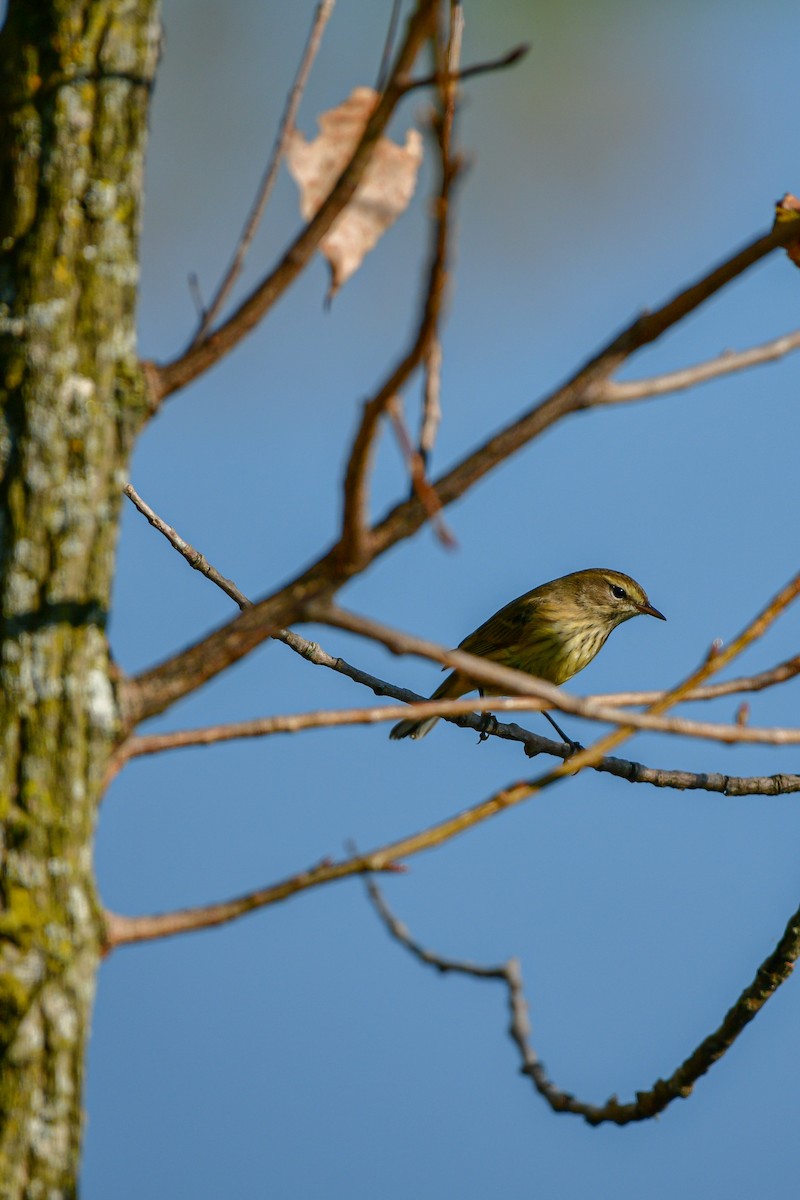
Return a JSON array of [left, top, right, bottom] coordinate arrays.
[[458, 593, 543, 664]]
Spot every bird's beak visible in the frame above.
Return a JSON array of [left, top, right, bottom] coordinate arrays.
[[637, 601, 666, 621]]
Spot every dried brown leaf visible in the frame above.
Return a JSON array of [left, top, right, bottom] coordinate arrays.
[[287, 86, 423, 301]]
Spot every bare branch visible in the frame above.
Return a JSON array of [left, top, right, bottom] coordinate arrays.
[[188, 0, 336, 347], [405, 4, 456, 482], [124, 484, 250, 610], [103, 852, 407, 950], [386, 397, 455, 546], [367, 216, 800, 558], [116, 687, 800, 758], [572, 758, 800, 798], [419, 335, 443, 466], [101, 661, 714, 948], [188, 272, 205, 321], [107, 561, 791, 949], [364, 873, 508, 978], [151, 0, 438, 401], [114, 690, 800, 799], [338, 18, 462, 568], [127, 219, 800, 726], [113, 697, 557, 764], [594, 327, 800, 404], [399, 41, 529, 93], [271, 628, 800, 793], [589, 655, 800, 707], [375, 0, 403, 93], [363, 876, 800, 1125]]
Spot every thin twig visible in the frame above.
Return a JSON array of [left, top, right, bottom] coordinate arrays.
[[593, 327, 800, 404], [386, 397, 455, 546], [419, 335, 442, 467], [365, 874, 506, 977], [376, 0, 404, 92], [399, 41, 529, 92], [588, 656, 800, 707], [124, 483, 251, 610], [113, 697, 550, 764], [363, 874, 800, 1125], [188, 0, 336, 348], [337, 15, 463, 568], [103, 852, 406, 950], [411, 5, 457, 474], [188, 273, 205, 321], [277, 623, 800, 721], [152, 0, 439, 401], [114, 684, 800, 762]]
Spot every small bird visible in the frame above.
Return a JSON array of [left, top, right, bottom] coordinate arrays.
[[389, 568, 665, 742]]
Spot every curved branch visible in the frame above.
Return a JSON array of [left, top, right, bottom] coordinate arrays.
[[363, 875, 800, 1126]]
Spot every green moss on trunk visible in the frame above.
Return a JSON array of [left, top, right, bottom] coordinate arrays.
[[0, 2, 160, 1193]]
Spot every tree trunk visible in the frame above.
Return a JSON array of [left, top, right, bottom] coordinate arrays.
[[0, 2, 159, 1193]]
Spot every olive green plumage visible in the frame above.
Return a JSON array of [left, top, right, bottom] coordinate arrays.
[[390, 568, 665, 740]]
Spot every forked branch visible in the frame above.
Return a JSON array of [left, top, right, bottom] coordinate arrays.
[[368, 215, 800, 558], [594, 326, 800, 404], [106, 564, 799, 948], [120, 485, 800, 798], [125, 214, 800, 727], [152, 0, 438, 401], [338, 11, 462, 566]]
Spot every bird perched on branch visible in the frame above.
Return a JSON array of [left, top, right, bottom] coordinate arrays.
[[389, 568, 665, 743]]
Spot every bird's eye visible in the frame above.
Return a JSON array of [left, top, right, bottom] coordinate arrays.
[[610, 584, 627, 600]]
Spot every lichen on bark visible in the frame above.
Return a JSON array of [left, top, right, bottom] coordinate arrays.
[[0, 2, 161, 1194]]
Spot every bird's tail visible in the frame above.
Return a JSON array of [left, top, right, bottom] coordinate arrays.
[[389, 672, 465, 741]]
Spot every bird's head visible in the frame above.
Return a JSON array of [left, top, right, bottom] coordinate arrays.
[[568, 568, 666, 630]]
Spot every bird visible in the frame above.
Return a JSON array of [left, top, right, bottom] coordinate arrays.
[[389, 568, 665, 742]]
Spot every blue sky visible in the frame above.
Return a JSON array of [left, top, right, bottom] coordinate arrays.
[[85, 2, 799, 1196]]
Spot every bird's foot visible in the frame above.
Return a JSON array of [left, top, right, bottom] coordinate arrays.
[[477, 713, 498, 742]]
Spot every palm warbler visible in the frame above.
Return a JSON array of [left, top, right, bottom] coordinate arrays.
[[389, 568, 665, 741]]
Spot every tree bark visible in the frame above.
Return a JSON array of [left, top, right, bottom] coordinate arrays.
[[0, 2, 159, 1193]]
